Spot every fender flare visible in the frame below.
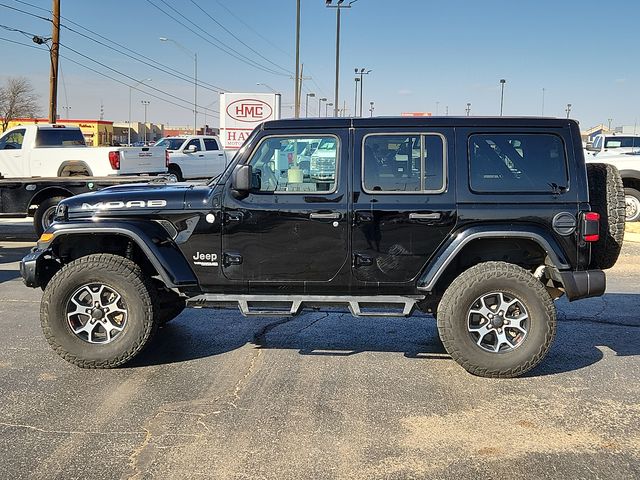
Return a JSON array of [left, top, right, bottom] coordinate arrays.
[[44, 220, 198, 288], [417, 225, 571, 291], [57, 161, 93, 177]]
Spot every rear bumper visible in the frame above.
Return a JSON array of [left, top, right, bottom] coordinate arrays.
[[555, 269, 606, 301]]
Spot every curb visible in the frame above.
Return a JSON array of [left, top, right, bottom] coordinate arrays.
[[624, 231, 640, 244]]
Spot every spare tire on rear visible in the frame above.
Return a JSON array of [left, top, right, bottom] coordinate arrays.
[[586, 163, 625, 270]]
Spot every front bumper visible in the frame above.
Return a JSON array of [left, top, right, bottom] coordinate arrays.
[[555, 269, 606, 302], [20, 249, 46, 288]]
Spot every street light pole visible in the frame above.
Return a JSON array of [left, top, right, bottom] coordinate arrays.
[[566, 103, 572, 119], [128, 78, 151, 146], [355, 68, 371, 117], [305, 93, 315, 117], [256, 82, 277, 92], [541, 87, 546, 116], [466, 103, 471, 116], [318, 97, 327, 118], [326, 1, 358, 118], [354, 77, 360, 117], [369, 101, 374, 117], [160, 37, 197, 134], [325, 102, 333, 117], [294, 0, 301, 118], [141, 100, 150, 144], [499, 79, 506, 116]]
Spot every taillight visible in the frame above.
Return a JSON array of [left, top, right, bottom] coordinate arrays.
[[165, 150, 170, 168], [108, 151, 121, 170], [583, 211, 600, 242]]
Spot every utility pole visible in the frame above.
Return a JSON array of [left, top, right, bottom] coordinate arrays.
[[294, 0, 301, 118], [49, 0, 61, 124]]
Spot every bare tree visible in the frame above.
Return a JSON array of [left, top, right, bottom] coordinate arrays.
[[0, 77, 40, 133]]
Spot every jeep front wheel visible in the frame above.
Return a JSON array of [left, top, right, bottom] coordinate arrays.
[[437, 262, 556, 378], [40, 254, 157, 368]]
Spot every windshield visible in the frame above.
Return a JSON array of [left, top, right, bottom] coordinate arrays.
[[155, 138, 186, 150]]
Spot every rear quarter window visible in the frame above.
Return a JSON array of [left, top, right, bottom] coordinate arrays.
[[469, 133, 568, 193], [36, 129, 85, 148]]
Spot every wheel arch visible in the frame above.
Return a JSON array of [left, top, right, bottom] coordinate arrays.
[[57, 161, 93, 177], [28, 187, 74, 212], [417, 226, 570, 294], [40, 221, 198, 290]]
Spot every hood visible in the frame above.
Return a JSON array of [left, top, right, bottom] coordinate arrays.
[[60, 182, 200, 219]]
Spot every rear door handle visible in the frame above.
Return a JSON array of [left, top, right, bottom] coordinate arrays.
[[310, 212, 341, 220], [409, 212, 441, 220]]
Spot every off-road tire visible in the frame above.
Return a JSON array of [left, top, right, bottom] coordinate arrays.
[[587, 163, 625, 269], [624, 187, 640, 222], [437, 262, 556, 378], [41, 254, 157, 368], [168, 164, 184, 182], [33, 196, 66, 237]]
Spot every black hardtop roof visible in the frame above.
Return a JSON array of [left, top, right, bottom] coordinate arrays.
[[262, 116, 577, 130]]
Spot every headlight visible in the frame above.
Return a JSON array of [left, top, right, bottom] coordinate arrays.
[[54, 203, 68, 221]]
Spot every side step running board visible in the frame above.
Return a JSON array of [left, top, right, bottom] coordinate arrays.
[[187, 294, 425, 318]]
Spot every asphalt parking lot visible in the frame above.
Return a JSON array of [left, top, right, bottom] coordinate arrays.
[[0, 220, 638, 480]]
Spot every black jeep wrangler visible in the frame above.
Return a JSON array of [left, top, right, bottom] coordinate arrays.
[[21, 117, 626, 377]]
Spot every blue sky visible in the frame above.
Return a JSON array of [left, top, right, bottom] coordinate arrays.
[[1, 0, 638, 129]]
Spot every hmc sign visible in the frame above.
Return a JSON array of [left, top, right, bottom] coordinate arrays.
[[220, 93, 281, 149]]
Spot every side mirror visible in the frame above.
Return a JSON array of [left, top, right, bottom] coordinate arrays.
[[184, 145, 197, 153], [232, 164, 252, 192]]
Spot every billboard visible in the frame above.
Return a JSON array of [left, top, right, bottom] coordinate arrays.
[[219, 93, 281, 149]]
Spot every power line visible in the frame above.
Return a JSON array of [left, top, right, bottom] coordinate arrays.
[[60, 41, 220, 114], [12, 0, 229, 93], [146, 0, 289, 77], [0, 2, 50, 22], [212, 0, 293, 59], [189, 0, 293, 75], [0, 36, 218, 117], [61, 24, 226, 94]]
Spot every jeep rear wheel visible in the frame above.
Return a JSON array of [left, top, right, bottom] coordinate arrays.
[[586, 163, 625, 269], [41, 254, 157, 368], [437, 262, 556, 378]]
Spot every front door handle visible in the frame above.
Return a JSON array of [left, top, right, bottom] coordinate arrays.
[[310, 212, 341, 220], [409, 212, 441, 220]]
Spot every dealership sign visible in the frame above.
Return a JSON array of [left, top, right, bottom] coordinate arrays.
[[220, 93, 281, 149]]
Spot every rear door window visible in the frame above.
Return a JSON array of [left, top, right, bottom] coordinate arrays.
[[469, 133, 568, 193], [204, 138, 219, 150], [362, 134, 446, 193]]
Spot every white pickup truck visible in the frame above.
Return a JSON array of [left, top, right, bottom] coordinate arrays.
[[0, 124, 167, 177], [586, 152, 640, 222], [585, 133, 640, 158], [155, 135, 231, 180]]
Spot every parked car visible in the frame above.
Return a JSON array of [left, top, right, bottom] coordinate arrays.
[[0, 124, 167, 177], [155, 135, 230, 181], [585, 133, 640, 158], [22, 117, 625, 378], [586, 151, 640, 221]]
